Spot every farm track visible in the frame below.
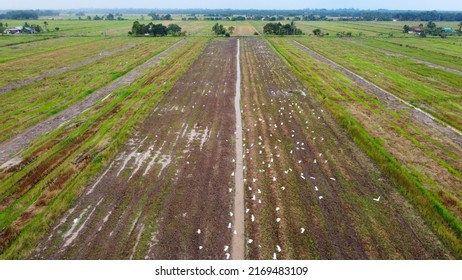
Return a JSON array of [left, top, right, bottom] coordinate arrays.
[[0, 44, 135, 95], [32, 39, 237, 259], [232, 39, 245, 260], [343, 39, 462, 76], [0, 39, 188, 166], [241, 37, 451, 259], [291, 40, 462, 143]]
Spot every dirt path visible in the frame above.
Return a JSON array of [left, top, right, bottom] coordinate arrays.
[[0, 39, 187, 166], [344, 39, 462, 76], [32, 39, 236, 260], [0, 44, 135, 95], [291, 40, 462, 144], [232, 39, 245, 260]]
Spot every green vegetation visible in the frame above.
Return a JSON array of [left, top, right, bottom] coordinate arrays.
[[263, 21, 303, 35], [130, 21, 185, 36]]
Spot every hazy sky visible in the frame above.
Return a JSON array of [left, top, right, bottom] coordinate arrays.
[[2, 0, 461, 11]]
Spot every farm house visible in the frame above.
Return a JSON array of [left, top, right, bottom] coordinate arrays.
[[3, 26, 34, 34]]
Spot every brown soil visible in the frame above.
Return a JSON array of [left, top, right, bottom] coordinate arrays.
[[240, 38, 452, 259], [32, 39, 237, 260]]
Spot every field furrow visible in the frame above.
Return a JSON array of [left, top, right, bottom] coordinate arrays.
[[0, 38, 207, 259], [240, 37, 452, 259], [0, 43, 135, 95], [268, 37, 462, 257], [343, 39, 462, 76], [0, 39, 186, 164], [29, 39, 236, 260]]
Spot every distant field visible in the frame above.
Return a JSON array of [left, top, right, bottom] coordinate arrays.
[[0, 19, 461, 259]]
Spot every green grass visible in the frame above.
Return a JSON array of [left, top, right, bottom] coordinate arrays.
[[293, 37, 462, 132], [0, 37, 181, 143]]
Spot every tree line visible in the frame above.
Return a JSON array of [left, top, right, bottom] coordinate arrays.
[[263, 22, 303, 35], [129, 21, 185, 36]]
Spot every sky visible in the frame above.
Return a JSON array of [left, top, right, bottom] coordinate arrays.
[[2, 0, 461, 11]]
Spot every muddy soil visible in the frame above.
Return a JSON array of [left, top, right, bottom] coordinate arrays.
[[240, 38, 452, 259], [0, 40, 187, 166], [32, 39, 237, 260]]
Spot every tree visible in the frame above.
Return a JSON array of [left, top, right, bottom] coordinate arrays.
[[167, 23, 182, 36], [106, 13, 114, 20], [403, 24, 411, 33], [228, 26, 235, 34], [263, 22, 303, 35], [427, 21, 436, 30], [212, 23, 226, 36], [312, 28, 321, 36]]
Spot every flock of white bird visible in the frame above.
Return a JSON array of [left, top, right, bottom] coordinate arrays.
[[234, 95, 381, 259]]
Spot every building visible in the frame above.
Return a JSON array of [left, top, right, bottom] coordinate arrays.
[[3, 26, 34, 34]]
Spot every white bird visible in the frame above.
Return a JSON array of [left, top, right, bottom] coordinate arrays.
[[199, 246, 203, 250], [273, 253, 277, 260], [330, 177, 336, 181], [230, 212, 233, 217], [197, 229, 201, 234], [281, 187, 286, 191], [276, 218, 281, 223], [273, 177, 277, 182], [276, 245, 281, 252], [248, 239, 253, 244], [233, 230, 237, 235], [228, 223, 232, 229], [246, 208, 250, 213], [373, 196, 381, 202], [275, 207, 280, 211], [300, 227, 305, 234], [231, 172, 234, 177], [315, 186, 319, 191], [224, 245, 229, 252], [251, 215, 255, 222], [229, 188, 232, 193], [318, 196, 323, 200], [226, 253, 230, 259], [73, 218, 79, 224]]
